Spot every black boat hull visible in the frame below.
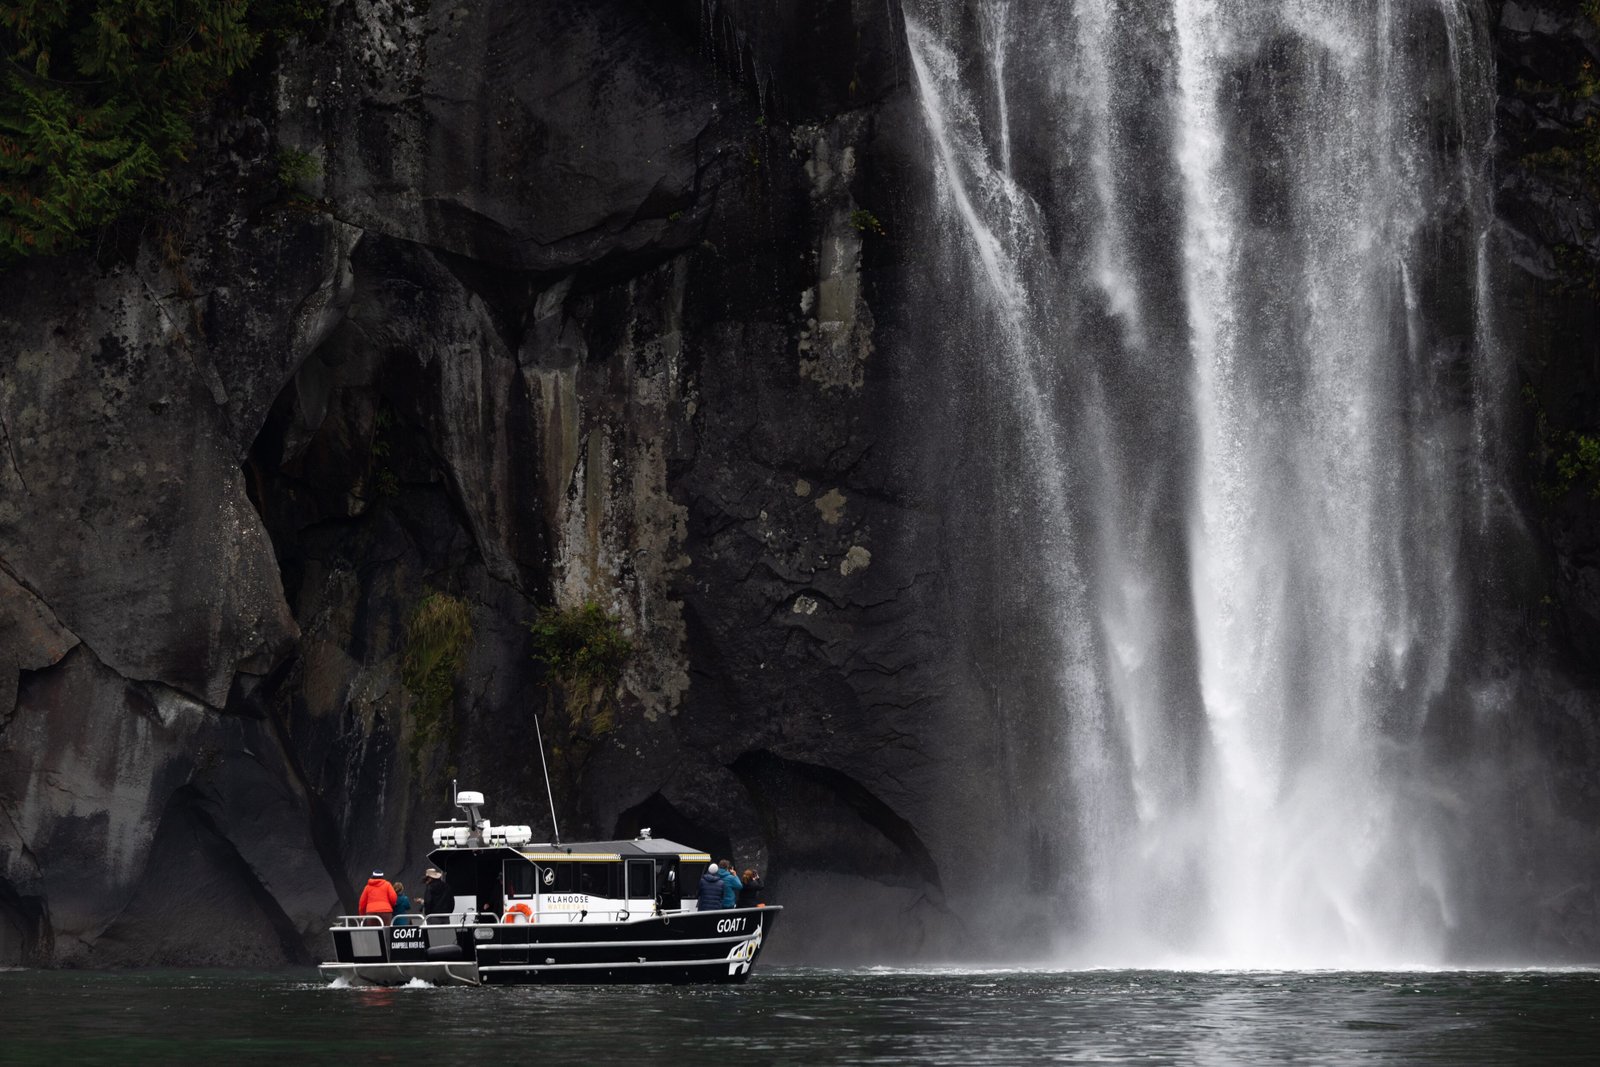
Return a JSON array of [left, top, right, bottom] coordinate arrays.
[[319, 906, 781, 986]]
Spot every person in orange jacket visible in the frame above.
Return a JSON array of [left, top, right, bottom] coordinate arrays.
[[358, 870, 397, 924]]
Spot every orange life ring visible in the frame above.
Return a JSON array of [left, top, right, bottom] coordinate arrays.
[[502, 902, 534, 924]]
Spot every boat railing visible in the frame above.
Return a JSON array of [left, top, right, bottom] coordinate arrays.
[[334, 906, 749, 931], [332, 912, 499, 929], [397, 913, 496, 927]]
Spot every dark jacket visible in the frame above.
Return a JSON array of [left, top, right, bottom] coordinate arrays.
[[720, 868, 743, 909], [423, 877, 453, 916], [737, 876, 763, 909], [697, 870, 725, 910]]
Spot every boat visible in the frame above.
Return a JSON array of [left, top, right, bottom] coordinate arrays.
[[317, 789, 781, 986]]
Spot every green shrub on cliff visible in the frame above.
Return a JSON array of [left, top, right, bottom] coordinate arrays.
[[849, 208, 886, 236], [1545, 430, 1600, 502], [0, 1, 321, 258], [275, 144, 319, 190], [1527, 386, 1600, 504], [400, 591, 474, 762], [530, 601, 632, 735]]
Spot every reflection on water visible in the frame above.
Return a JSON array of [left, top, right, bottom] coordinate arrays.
[[351, 986, 395, 1009], [2, 968, 1598, 1065]]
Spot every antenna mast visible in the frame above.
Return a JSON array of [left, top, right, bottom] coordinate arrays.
[[532, 712, 561, 847]]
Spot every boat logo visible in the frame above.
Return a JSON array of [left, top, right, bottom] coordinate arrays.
[[716, 917, 746, 933]]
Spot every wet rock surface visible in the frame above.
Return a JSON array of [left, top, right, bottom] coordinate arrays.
[[1493, 2, 1600, 688], [1479, 0, 1600, 952], [0, 0, 961, 967]]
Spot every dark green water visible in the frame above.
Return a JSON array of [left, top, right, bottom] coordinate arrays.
[[3, 968, 1598, 1064]]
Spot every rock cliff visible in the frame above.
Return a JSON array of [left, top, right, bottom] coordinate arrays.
[[0, 0, 965, 967], [1493, 0, 1600, 916]]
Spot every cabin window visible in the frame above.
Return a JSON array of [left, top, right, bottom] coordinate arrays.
[[540, 861, 622, 897], [627, 859, 654, 899], [542, 864, 578, 894], [577, 862, 621, 898], [503, 861, 537, 899]]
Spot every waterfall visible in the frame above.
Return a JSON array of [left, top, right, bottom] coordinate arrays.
[[906, 0, 1511, 965]]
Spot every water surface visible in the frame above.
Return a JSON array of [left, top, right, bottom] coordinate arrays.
[[4, 967, 1598, 1064]]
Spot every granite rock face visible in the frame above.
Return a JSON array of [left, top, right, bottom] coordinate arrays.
[[1493, 2, 1600, 661], [1459, 2, 1600, 955], [0, 0, 968, 967], [2, 0, 1599, 967]]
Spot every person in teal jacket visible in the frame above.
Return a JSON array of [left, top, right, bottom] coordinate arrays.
[[719, 859, 742, 908], [392, 881, 413, 926]]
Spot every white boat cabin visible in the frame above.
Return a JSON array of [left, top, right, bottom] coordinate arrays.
[[423, 791, 713, 923], [501, 838, 711, 921]]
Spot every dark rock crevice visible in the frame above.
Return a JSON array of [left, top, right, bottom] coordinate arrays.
[[0, 408, 25, 494], [730, 748, 942, 895], [0, 880, 51, 967]]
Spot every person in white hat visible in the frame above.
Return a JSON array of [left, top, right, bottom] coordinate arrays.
[[358, 870, 397, 924], [696, 862, 726, 910]]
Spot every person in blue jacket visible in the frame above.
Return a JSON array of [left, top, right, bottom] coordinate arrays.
[[697, 863, 726, 910], [719, 859, 742, 909]]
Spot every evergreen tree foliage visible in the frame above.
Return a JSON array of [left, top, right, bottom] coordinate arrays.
[[0, 1, 298, 258]]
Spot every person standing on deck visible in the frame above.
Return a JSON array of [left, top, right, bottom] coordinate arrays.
[[358, 871, 397, 924], [737, 868, 763, 908], [392, 881, 412, 926], [697, 863, 726, 910], [422, 867, 453, 918], [719, 859, 742, 909]]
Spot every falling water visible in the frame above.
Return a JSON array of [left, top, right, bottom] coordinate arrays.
[[906, 0, 1513, 965]]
